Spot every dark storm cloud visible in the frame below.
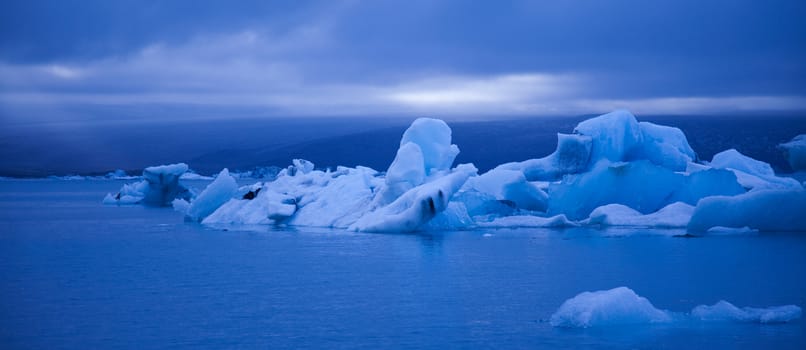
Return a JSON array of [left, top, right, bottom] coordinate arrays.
[[1, 0, 805, 118]]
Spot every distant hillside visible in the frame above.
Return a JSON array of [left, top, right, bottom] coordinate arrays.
[[191, 115, 806, 174]]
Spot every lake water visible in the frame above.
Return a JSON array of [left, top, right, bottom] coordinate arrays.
[[1, 180, 804, 349]]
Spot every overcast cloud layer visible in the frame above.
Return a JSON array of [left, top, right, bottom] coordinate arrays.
[[1, 0, 805, 122]]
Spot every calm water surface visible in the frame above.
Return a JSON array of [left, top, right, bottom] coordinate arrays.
[[1, 180, 804, 349]]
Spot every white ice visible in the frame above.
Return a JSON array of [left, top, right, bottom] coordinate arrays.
[[551, 287, 802, 328], [477, 214, 576, 228], [104, 163, 191, 206], [106, 110, 806, 233], [182, 168, 238, 222], [692, 300, 802, 323], [708, 149, 802, 190], [550, 287, 672, 328]]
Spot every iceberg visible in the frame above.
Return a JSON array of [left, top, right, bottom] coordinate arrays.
[[551, 287, 802, 328], [105, 110, 806, 233], [692, 301, 802, 323], [780, 134, 806, 171], [200, 118, 475, 232], [550, 287, 672, 328], [104, 163, 191, 206], [688, 189, 806, 232]]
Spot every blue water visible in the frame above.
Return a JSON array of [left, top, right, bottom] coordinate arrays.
[[1, 180, 805, 349]]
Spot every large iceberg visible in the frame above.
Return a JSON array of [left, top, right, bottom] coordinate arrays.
[[198, 118, 476, 232], [107, 110, 806, 233], [551, 287, 801, 328]]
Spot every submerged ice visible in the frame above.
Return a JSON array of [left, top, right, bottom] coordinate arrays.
[[107, 110, 806, 233], [551, 287, 802, 328]]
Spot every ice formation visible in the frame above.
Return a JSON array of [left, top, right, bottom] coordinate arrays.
[[104, 163, 192, 206], [551, 287, 801, 328], [107, 110, 806, 233], [691, 300, 802, 323], [688, 190, 806, 232], [706, 149, 802, 190], [181, 169, 238, 221], [779, 134, 806, 171], [550, 287, 673, 328], [584, 202, 694, 228]]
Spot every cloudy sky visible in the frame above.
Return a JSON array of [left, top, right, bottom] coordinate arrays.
[[1, 0, 805, 122]]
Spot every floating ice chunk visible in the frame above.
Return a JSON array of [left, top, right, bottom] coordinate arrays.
[[780, 134, 806, 171], [585, 202, 694, 228], [477, 214, 576, 228], [574, 110, 643, 164], [692, 301, 802, 323], [400, 118, 460, 174], [547, 161, 744, 220], [350, 164, 476, 232], [495, 133, 592, 181], [688, 189, 806, 232], [636, 122, 696, 171], [104, 163, 192, 206], [172, 198, 191, 214], [551, 287, 802, 328], [550, 287, 672, 328], [465, 168, 547, 211], [184, 169, 238, 221]]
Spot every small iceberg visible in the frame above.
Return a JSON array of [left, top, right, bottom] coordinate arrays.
[[551, 287, 801, 328]]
